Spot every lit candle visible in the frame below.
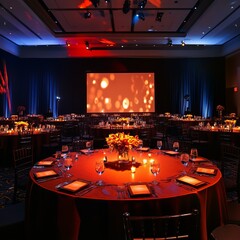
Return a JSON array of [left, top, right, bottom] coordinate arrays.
[[131, 166, 136, 173], [143, 159, 148, 165], [149, 159, 155, 165]]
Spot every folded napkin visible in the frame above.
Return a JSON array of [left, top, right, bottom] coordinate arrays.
[[35, 160, 55, 166], [34, 169, 58, 179], [196, 167, 217, 175], [163, 150, 179, 156], [136, 147, 150, 152], [128, 184, 151, 197], [176, 175, 206, 187], [59, 180, 90, 193], [80, 149, 94, 154]]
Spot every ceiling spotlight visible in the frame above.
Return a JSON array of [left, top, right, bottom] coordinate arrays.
[[181, 40, 185, 46], [156, 12, 163, 22], [85, 41, 90, 50], [84, 11, 91, 19], [66, 41, 70, 47], [122, 0, 131, 14], [138, 0, 147, 9], [90, 0, 100, 8], [167, 39, 173, 47], [137, 12, 145, 21]]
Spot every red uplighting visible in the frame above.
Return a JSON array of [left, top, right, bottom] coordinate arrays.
[[234, 86, 238, 92]]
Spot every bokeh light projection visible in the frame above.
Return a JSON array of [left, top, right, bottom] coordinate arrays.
[[87, 73, 155, 113]]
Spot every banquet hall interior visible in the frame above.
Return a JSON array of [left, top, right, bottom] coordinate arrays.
[[1, 0, 240, 239]]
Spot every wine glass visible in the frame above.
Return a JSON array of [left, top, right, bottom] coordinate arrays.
[[138, 139, 143, 149], [150, 161, 160, 185], [95, 160, 105, 186], [157, 140, 163, 153], [190, 148, 198, 160], [63, 157, 73, 178], [180, 153, 190, 174], [173, 141, 179, 152], [86, 140, 93, 153]]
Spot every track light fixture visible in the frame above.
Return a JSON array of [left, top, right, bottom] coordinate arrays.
[[137, 12, 145, 21], [138, 0, 147, 9], [84, 11, 91, 19], [90, 0, 100, 8], [156, 12, 163, 22], [122, 0, 131, 14]]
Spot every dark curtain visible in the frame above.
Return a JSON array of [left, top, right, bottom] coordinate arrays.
[[0, 51, 225, 118]]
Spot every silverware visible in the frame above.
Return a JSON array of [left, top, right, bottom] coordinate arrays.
[[76, 184, 97, 196], [36, 175, 62, 183]]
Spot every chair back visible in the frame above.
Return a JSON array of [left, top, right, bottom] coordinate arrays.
[[220, 143, 240, 201], [123, 209, 199, 240], [12, 147, 33, 202]]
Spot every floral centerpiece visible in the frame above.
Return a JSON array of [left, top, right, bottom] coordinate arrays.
[[216, 105, 224, 118], [106, 132, 141, 161], [216, 105, 224, 111], [14, 121, 29, 131]]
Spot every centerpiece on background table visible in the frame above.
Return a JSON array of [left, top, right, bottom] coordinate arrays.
[[106, 132, 141, 163]]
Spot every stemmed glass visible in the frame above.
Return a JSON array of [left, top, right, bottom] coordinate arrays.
[[180, 153, 190, 174], [63, 157, 73, 178], [190, 148, 198, 160], [95, 159, 105, 186], [173, 141, 179, 152], [157, 140, 162, 153], [86, 140, 93, 153], [150, 161, 160, 185], [138, 139, 143, 149]]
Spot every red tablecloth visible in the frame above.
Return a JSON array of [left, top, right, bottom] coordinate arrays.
[[26, 149, 227, 240]]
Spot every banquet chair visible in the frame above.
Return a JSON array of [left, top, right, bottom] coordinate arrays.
[[12, 147, 33, 203], [123, 209, 199, 240], [220, 144, 240, 202]]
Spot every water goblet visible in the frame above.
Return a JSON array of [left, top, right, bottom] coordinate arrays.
[[138, 139, 143, 149], [86, 140, 93, 153], [157, 140, 163, 153], [95, 160, 105, 186], [173, 141, 179, 152], [190, 148, 198, 160], [63, 157, 73, 178], [150, 161, 160, 185], [180, 153, 190, 174]]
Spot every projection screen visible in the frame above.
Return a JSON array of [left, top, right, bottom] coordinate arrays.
[[86, 72, 155, 113]]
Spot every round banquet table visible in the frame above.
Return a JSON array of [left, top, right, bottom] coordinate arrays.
[[25, 149, 227, 240]]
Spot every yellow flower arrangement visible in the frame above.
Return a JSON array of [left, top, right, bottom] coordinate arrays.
[[225, 119, 236, 125], [106, 132, 141, 154], [115, 117, 130, 123], [14, 121, 29, 127]]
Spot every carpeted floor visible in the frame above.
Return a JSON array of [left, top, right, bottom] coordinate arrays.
[[0, 168, 26, 209]]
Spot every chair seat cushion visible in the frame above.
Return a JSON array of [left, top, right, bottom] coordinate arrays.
[[211, 224, 240, 240]]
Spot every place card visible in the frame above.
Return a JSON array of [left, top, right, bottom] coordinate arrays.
[[59, 180, 90, 193], [35, 160, 54, 166], [196, 167, 217, 175], [34, 170, 58, 179], [176, 175, 206, 187], [128, 184, 151, 197]]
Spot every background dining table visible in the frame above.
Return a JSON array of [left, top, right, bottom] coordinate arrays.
[[25, 148, 228, 240]]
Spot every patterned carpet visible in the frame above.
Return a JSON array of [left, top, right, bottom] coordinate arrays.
[[0, 168, 26, 209]]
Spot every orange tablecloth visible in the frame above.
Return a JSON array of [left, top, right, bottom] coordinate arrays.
[[26, 149, 227, 240]]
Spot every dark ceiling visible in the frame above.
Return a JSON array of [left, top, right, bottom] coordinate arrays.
[[0, 0, 240, 58]]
